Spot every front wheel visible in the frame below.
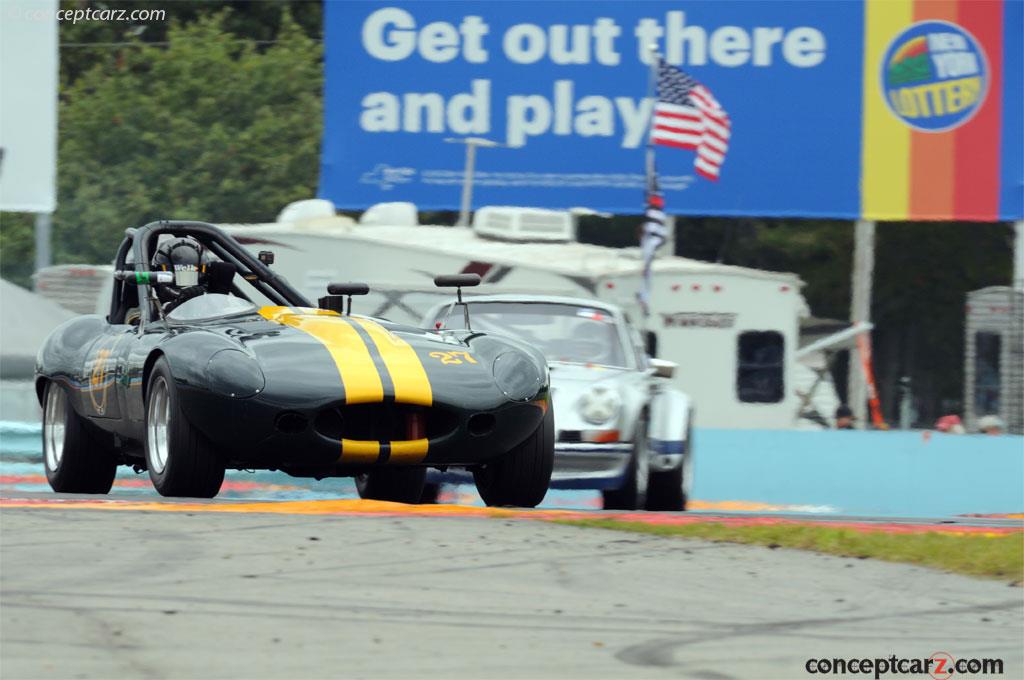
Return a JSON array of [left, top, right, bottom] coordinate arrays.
[[42, 382, 118, 494], [355, 468, 427, 503], [145, 358, 225, 498], [646, 465, 687, 511], [474, 405, 554, 508], [602, 418, 649, 511]]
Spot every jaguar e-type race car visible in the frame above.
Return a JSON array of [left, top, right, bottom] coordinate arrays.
[[35, 221, 553, 506]]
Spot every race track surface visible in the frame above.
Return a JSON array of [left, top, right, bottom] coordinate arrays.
[[2, 501, 1022, 679]]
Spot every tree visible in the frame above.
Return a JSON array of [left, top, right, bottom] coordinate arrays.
[[2, 10, 322, 276]]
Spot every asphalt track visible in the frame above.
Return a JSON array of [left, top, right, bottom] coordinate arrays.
[[2, 495, 1022, 680]]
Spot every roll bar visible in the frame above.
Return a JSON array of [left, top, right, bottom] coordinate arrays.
[[120, 220, 311, 325]]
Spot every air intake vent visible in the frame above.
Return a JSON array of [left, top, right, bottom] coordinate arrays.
[[473, 207, 574, 243]]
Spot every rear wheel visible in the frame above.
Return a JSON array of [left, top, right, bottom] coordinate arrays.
[[602, 418, 649, 510], [355, 468, 427, 503], [42, 382, 118, 494], [419, 482, 441, 504], [145, 358, 225, 498], [474, 406, 554, 508]]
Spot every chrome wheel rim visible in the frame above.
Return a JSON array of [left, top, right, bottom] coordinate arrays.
[[636, 423, 649, 498], [44, 386, 67, 471], [147, 378, 171, 474]]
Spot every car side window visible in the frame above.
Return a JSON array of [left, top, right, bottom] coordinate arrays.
[[736, 331, 784, 403]]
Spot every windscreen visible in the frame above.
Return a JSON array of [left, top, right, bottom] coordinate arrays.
[[465, 302, 628, 368], [166, 293, 258, 322]]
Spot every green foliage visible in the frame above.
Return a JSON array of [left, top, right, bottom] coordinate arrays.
[[37, 9, 321, 267], [0, 213, 37, 287], [58, 0, 323, 86], [557, 518, 1024, 581]]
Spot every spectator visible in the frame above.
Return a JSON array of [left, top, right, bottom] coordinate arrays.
[[835, 404, 855, 430], [977, 415, 1005, 435], [935, 415, 966, 434]]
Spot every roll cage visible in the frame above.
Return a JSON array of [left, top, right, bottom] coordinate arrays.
[[108, 220, 311, 327]]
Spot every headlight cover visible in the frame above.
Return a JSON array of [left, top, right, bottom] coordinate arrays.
[[578, 385, 621, 425], [206, 349, 265, 398], [493, 351, 542, 402]]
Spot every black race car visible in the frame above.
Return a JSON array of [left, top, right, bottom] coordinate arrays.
[[36, 221, 553, 506]]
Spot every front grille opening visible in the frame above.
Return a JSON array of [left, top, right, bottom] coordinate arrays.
[[314, 403, 458, 441], [467, 413, 496, 437], [275, 411, 308, 434], [559, 430, 582, 443]]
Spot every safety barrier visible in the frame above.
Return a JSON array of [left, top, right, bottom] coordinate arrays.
[[691, 429, 1024, 517]]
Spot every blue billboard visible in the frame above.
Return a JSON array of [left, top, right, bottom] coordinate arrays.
[[320, 1, 1022, 220]]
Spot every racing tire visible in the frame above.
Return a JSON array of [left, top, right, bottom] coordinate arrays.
[[474, 405, 554, 508], [645, 465, 687, 511], [355, 468, 427, 504], [144, 358, 225, 498], [42, 381, 118, 494], [602, 418, 649, 511]]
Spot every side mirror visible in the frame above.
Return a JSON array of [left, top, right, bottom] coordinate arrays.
[[258, 250, 275, 266], [434, 273, 481, 329], [328, 282, 370, 296], [649, 358, 676, 379], [644, 330, 658, 358], [321, 282, 369, 316], [434, 273, 481, 290]]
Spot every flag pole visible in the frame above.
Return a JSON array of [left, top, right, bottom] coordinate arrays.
[[639, 45, 661, 325], [644, 44, 660, 191]]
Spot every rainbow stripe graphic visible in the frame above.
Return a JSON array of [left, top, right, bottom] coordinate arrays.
[[862, 0, 1019, 221]]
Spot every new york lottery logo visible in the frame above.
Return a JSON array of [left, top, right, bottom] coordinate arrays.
[[881, 21, 988, 132]]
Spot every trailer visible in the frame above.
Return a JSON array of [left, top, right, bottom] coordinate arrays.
[[964, 286, 1024, 434], [218, 201, 848, 430]]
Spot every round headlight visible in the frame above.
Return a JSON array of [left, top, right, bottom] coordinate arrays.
[[492, 351, 542, 402], [578, 385, 621, 425], [206, 349, 265, 398]]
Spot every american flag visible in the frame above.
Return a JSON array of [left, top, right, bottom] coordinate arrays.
[[650, 60, 731, 181]]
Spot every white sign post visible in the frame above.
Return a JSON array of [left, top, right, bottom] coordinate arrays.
[[0, 0, 59, 270]]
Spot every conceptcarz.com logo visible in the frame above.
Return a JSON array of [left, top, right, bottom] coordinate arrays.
[[881, 21, 989, 132], [804, 652, 1004, 679]]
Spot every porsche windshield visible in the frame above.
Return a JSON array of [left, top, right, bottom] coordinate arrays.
[[465, 302, 628, 368], [165, 293, 258, 322]]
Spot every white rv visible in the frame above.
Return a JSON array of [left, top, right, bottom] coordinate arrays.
[[220, 202, 846, 430]]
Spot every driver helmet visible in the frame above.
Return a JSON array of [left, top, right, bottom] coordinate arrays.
[[151, 236, 206, 302]]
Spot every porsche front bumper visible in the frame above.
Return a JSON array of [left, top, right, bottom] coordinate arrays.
[[549, 441, 633, 490]]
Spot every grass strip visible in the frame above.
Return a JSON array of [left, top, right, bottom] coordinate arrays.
[[553, 518, 1024, 581]]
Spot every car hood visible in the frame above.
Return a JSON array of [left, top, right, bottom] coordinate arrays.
[[548, 361, 633, 388], [185, 306, 544, 409]]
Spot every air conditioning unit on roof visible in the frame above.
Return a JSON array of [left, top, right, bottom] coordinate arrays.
[[472, 206, 575, 243]]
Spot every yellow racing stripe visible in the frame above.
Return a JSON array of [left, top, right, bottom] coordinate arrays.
[[388, 439, 429, 464], [353, 318, 433, 406], [259, 306, 383, 404], [341, 439, 380, 464]]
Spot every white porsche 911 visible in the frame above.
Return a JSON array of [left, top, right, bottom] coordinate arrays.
[[423, 295, 693, 510]]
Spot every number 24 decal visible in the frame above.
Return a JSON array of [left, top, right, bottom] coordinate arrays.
[[429, 351, 478, 366]]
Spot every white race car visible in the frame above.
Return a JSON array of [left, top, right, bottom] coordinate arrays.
[[422, 295, 693, 510]]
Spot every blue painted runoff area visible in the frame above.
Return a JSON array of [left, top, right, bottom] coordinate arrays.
[[691, 429, 1024, 518], [3, 422, 1021, 517]]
